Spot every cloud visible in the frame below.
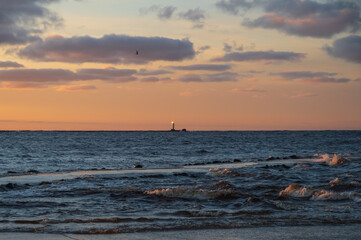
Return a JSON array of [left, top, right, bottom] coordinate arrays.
[[140, 77, 172, 83], [158, 6, 177, 19], [324, 35, 361, 63], [169, 64, 232, 71], [273, 71, 354, 83], [0, 0, 62, 45], [76, 68, 137, 82], [212, 50, 305, 62], [217, 0, 361, 38], [223, 43, 233, 52], [0, 69, 78, 83], [56, 85, 97, 92], [0, 61, 24, 68], [216, 0, 253, 15], [18, 34, 196, 64], [137, 69, 173, 76], [140, 5, 177, 20], [179, 8, 206, 28], [0, 67, 138, 88], [197, 45, 211, 54], [179, 72, 238, 82]]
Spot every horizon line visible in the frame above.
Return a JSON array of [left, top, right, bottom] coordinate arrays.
[[1, 129, 360, 132]]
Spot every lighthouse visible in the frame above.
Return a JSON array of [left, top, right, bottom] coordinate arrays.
[[170, 121, 186, 132]]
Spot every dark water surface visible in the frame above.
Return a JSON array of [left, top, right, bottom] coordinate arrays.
[[0, 131, 360, 233]]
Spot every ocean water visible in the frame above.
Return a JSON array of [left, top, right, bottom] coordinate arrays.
[[0, 131, 360, 234]]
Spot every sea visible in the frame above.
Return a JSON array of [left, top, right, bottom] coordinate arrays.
[[0, 131, 360, 234]]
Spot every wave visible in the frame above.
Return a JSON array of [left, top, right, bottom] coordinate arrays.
[[207, 168, 240, 177], [311, 190, 361, 202], [279, 184, 315, 198], [314, 154, 348, 166], [144, 187, 238, 200], [280, 184, 361, 202]]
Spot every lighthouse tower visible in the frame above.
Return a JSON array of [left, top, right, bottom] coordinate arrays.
[[171, 121, 175, 131]]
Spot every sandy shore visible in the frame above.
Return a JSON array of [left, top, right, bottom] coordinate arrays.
[[1, 225, 360, 240]]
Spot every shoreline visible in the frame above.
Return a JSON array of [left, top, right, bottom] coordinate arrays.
[[1, 225, 360, 240]]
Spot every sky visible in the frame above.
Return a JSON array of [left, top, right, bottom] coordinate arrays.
[[0, 0, 360, 130]]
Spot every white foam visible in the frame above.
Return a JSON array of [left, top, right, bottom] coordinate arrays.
[[207, 168, 240, 177], [280, 183, 361, 203], [314, 154, 347, 166], [279, 184, 315, 198], [311, 190, 361, 203]]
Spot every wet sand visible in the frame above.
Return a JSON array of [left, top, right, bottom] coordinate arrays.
[[1, 225, 360, 240]]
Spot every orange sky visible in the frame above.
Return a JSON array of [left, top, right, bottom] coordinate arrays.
[[0, 0, 360, 130]]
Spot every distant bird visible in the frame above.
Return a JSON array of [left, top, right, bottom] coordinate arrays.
[[136, 50, 139, 55]]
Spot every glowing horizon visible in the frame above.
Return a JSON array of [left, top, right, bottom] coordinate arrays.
[[0, 0, 360, 130]]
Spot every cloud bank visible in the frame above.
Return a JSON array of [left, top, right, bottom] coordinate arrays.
[[324, 35, 361, 63], [169, 64, 232, 71], [0, 0, 62, 45], [273, 71, 354, 83], [216, 0, 361, 38], [212, 50, 305, 62], [18, 34, 196, 64]]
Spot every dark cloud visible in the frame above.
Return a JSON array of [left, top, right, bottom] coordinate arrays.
[[324, 35, 361, 63], [0, 69, 78, 83], [273, 71, 354, 83], [18, 34, 196, 64], [179, 8, 206, 28], [179, 72, 238, 82], [0, 0, 62, 45], [169, 64, 232, 71], [140, 5, 177, 20], [212, 50, 305, 62], [216, 0, 253, 15], [137, 69, 173, 76], [158, 6, 177, 19], [216, 0, 361, 38], [0, 61, 24, 68], [223, 42, 243, 52], [197, 45, 211, 54], [274, 71, 337, 79]]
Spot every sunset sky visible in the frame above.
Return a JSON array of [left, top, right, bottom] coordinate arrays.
[[1, 0, 360, 130]]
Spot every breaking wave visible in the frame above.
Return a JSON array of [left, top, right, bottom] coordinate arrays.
[[280, 184, 361, 202]]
